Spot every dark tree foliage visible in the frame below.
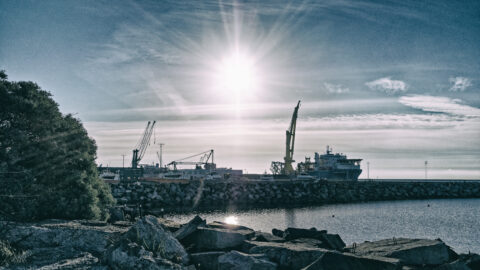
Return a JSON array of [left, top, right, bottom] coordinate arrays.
[[0, 70, 114, 221]]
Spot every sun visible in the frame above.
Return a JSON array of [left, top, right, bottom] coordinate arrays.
[[216, 51, 257, 99]]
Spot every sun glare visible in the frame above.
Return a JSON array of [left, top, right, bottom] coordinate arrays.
[[216, 51, 257, 99], [224, 215, 239, 225]]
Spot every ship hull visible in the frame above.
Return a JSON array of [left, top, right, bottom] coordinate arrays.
[[308, 169, 362, 181]]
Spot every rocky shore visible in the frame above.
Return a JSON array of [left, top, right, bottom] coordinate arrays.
[[1, 215, 479, 269], [110, 180, 480, 214]]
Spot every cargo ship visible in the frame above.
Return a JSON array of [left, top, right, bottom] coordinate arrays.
[[297, 146, 362, 181]]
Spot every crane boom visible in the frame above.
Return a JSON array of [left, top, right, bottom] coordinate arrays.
[[131, 121, 156, 168], [167, 150, 215, 171], [284, 100, 300, 174]]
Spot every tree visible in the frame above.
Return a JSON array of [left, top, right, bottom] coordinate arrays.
[[0, 70, 114, 221]]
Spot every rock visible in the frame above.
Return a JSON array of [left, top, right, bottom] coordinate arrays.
[[194, 227, 255, 251], [34, 252, 105, 270], [287, 238, 329, 249], [218, 250, 277, 270], [208, 221, 254, 231], [158, 218, 183, 233], [318, 234, 345, 251], [175, 216, 206, 241], [272, 229, 284, 238], [457, 253, 480, 270], [246, 240, 327, 270], [190, 251, 226, 270], [125, 215, 189, 264], [435, 260, 471, 270], [283, 228, 327, 241], [302, 251, 400, 270], [351, 238, 454, 266], [105, 239, 183, 270], [253, 232, 285, 243], [2, 220, 127, 256], [281, 228, 344, 251]]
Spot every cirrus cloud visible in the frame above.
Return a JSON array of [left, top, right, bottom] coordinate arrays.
[[449, 76, 472, 92], [366, 77, 408, 94], [324, 83, 350, 94], [399, 95, 480, 117]]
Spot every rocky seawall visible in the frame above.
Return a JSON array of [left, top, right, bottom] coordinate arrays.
[[1, 215, 479, 269], [109, 180, 480, 213]]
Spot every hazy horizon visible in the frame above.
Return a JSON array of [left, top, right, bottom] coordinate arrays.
[[1, 0, 479, 178]]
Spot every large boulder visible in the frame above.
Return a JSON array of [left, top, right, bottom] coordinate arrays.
[[190, 251, 226, 270], [218, 250, 277, 270], [283, 228, 327, 241], [33, 252, 106, 270], [280, 228, 345, 251], [125, 215, 189, 264], [350, 238, 454, 266], [1, 220, 127, 256], [318, 234, 345, 251], [105, 239, 183, 270], [286, 238, 328, 249], [246, 240, 327, 270], [253, 232, 285, 243], [193, 227, 255, 251], [302, 251, 400, 270], [174, 216, 206, 241]]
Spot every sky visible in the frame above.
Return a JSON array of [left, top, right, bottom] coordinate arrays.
[[1, 0, 479, 178]]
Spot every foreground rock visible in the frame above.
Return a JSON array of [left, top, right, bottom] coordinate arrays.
[[193, 227, 255, 251], [350, 238, 454, 266], [246, 240, 328, 269], [218, 250, 277, 270], [302, 251, 400, 270], [190, 251, 225, 270], [105, 215, 190, 269], [1, 215, 478, 270]]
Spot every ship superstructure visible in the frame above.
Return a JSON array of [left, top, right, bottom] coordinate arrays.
[[297, 146, 362, 181]]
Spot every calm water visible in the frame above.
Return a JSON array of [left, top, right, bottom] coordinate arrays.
[[164, 198, 480, 253]]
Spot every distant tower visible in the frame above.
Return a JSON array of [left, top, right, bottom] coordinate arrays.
[[425, 161, 428, 179], [157, 143, 165, 167]]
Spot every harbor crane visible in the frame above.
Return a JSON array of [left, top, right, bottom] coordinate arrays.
[[168, 149, 215, 171], [131, 121, 156, 168], [271, 100, 300, 175]]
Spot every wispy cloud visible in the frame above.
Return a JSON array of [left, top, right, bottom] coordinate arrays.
[[366, 77, 408, 94], [399, 95, 480, 117], [449, 76, 472, 92], [324, 83, 350, 94]]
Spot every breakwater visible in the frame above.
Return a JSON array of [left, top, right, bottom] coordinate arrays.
[[109, 179, 480, 213]]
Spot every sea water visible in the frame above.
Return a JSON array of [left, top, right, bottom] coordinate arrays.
[[164, 198, 480, 253]]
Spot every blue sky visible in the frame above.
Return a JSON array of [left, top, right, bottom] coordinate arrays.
[[1, 0, 479, 178]]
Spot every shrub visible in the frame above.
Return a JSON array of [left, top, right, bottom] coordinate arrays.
[[0, 70, 115, 221]]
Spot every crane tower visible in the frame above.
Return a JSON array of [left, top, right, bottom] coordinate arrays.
[[131, 121, 156, 168]]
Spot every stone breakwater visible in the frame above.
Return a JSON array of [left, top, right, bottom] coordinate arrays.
[[2, 215, 479, 269], [110, 180, 480, 213]]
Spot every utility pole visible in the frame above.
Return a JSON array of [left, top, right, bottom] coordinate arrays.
[[367, 161, 370, 180], [121, 154, 125, 168], [158, 143, 164, 167], [425, 161, 428, 179]]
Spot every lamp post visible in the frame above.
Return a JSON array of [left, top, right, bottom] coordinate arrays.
[[425, 161, 428, 180]]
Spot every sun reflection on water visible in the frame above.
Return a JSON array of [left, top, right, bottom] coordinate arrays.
[[224, 215, 239, 225]]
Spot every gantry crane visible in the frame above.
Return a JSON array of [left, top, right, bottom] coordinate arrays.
[[131, 121, 156, 168], [271, 101, 300, 175], [168, 150, 215, 171]]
